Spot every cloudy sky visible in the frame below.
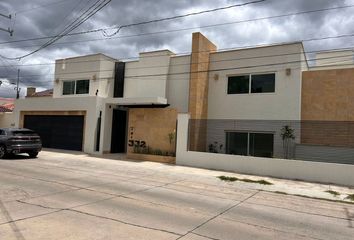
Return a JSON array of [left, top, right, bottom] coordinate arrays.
[[0, 0, 353, 98]]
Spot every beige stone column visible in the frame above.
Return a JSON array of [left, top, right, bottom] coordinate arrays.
[[188, 32, 217, 151]]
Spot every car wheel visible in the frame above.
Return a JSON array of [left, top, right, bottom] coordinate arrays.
[[28, 151, 38, 158], [0, 145, 6, 159]]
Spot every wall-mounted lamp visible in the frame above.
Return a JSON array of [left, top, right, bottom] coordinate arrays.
[[286, 68, 291, 76]]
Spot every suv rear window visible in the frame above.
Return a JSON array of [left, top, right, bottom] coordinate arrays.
[[11, 131, 36, 136]]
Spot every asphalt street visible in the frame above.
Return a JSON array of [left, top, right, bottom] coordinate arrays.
[[0, 150, 353, 240]]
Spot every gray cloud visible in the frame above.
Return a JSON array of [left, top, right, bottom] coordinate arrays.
[[0, 0, 353, 97]]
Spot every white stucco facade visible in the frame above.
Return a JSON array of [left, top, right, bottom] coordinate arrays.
[[124, 50, 174, 99], [13, 36, 310, 159], [315, 50, 354, 69], [54, 54, 116, 98], [14, 50, 191, 155], [166, 55, 190, 113], [207, 43, 306, 120], [14, 96, 100, 153]]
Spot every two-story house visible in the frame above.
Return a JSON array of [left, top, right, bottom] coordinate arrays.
[[15, 32, 353, 163]]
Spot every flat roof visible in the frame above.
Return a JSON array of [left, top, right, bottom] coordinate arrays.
[[212, 41, 305, 55], [56, 53, 118, 62], [139, 49, 175, 55]]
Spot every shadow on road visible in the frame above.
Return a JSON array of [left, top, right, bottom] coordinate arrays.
[[0, 154, 33, 161]]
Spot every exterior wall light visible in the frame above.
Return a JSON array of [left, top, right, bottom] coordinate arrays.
[[286, 68, 291, 76]]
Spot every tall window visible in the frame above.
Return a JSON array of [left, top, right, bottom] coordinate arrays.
[[226, 132, 274, 158], [63, 80, 89, 95], [228, 73, 275, 94]]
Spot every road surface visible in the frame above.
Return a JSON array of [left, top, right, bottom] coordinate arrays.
[[0, 150, 353, 240]]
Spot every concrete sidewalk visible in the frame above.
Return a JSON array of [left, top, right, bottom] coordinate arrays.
[[56, 149, 354, 203]]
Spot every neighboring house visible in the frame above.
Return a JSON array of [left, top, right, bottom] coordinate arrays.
[[0, 98, 15, 128], [13, 32, 354, 164], [26, 88, 54, 98], [0, 106, 12, 112], [0, 97, 14, 110]]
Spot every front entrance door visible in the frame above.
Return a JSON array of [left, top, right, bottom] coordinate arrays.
[[110, 109, 127, 153]]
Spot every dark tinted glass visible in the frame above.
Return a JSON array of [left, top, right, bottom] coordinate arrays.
[[76, 80, 89, 94], [12, 130, 36, 136], [249, 133, 274, 158], [226, 132, 248, 155], [63, 81, 75, 95], [227, 75, 249, 94], [251, 73, 275, 93]]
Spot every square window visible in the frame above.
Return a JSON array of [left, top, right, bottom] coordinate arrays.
[[227, 75, 249, 94], [226, 132, 248, 155], [249, 133, 274, 158], [251, 73, 275, 93], [63, 81, 75, 95], [76, 80, 90, 94]]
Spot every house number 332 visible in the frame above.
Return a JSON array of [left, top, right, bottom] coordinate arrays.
[[128, 140, 146, 148]]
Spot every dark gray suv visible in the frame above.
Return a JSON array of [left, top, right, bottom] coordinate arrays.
[[0, 128, 42, 159]]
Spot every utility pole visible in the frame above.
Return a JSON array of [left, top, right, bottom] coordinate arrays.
[[0, 13, 11, 19], [16, 69, 20, 99], [0, 12, 13, 36]]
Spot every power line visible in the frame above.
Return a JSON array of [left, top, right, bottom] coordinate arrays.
[[1, 2, 353, 47], [54, 0, 91, 32], [0, 46, 351, 78], [2, 51, 353, 84], [3, 58, 354, 99], [0, 33, 353, 69], [0, 0, 266, 46], [0, 4, 351, 62], [0, 0, 111, 60], [102, 0, 266, 37]]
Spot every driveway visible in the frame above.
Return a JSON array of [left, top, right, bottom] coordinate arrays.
[[0, 150, 353, 240]]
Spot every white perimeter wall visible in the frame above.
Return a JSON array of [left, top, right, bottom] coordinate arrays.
[[208, 43, 304, 120], [176, 114, 354, 187]]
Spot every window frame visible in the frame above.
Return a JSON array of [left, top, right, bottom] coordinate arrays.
[[62, 79, 90, 96], [227, 75, 250, 95], [75, 79, 90, 95], [227, 72, 276, 95], [62, 80, 76, 95], [225, 130, 274, 157]]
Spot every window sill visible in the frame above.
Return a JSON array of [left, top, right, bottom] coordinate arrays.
[[60, 94, 90, 97], [227, 92, 277, 96]]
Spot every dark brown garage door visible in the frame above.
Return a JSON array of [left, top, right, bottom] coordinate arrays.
[[23, 115, 84, 151]]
